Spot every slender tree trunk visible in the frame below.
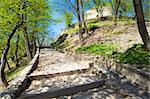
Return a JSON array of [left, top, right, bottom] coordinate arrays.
[[0, 22, 22, 90], [133, 0, 150, 51], [31, 32, 36, 56], [37, 37, 40, 47], [15, 34, 20, 68], [6, 59, 11, 70], [80, 0, 89, 37], [23, 26, 32, 60], [22, 0, 32, 60], [114, 0, 121, 25], [76, 0, 84, 45]]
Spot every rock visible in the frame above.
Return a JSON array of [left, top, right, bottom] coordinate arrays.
[[106, 89, 114, 93], [89, 62, 94, 68], [119, 89, 129, 96], [95, 71, 102, 77], [101, 73, 107, 79]]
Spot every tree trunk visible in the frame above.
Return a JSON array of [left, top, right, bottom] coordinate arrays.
[[133, 0, 150, 51], [31, 32, 36, 56], [114, 0, 121, 25], [80, 0, 89, 37], [21, 0, 32, 60], [76, 0, 84, 45], [23, 26, 32, 60], [6, 59, 11, 70], [0, 22, 22, 90], [15, 34, 20, 68]]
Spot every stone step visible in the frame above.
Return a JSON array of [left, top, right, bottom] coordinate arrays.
[[29, 68, 91, 81], [19, 79, 106, 99], [30, 61, 93, 76], [20, 71, 105, 99]]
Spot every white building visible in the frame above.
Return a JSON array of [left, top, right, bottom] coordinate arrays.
[[85, 6, 112, 20]]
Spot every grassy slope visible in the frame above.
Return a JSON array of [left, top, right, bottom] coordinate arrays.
[[5, 57, 29, 82], [54, 17, 150, 71]]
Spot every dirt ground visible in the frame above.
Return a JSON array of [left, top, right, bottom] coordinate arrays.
[[68, 22, 150, 52]]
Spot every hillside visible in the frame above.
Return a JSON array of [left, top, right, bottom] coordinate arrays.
[[53, 18, 150, 72]]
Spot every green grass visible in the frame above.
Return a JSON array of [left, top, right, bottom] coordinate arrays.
[[87, 18, 99, 24], [115, 44, 150, 65], [87, 23, 99, 31], [76, 43, 150, 71], [5, 65, 27, 81], [5, 57, 29, 81], [63, 17, 135, 36], [76, 42, 118, 58]]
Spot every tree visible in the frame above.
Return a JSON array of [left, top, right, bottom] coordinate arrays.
[[15, 34, 20, 68], [63, 10, 73, 27], [92, 0, 103, 19], [66, 0, 84, 45], [0, 0, 24, 89], [133, 0, 150, 51], [114, 0, 121, 25], [80, 0, 89, 37], [0, 0, 52, 90], [109, 0, 133, 25], [142, 0, 150, 21], [0, 22, 23, 89], [76, 0, 84, 45], [92, 0, 111, 20], [21, 0, 33, 60]]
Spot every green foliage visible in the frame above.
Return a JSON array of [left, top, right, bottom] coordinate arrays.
[[76, 43, 150, 70], [5, 65, 27, 81], [116, 44, 150, 65], [92, 0, 111, 15], [142, 0, 150, 21], [118, 0, 133, 16], [63, 10, 73, 27], [76, 42, 118, 57], [0, 0, 55, 82], [70, 28, 78, 34], [87, 23, 99, 31], [87, 18, 99, 24]]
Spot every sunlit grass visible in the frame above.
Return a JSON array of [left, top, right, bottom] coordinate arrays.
[[5, 65, 27, 82], [76, 42, 118, 58], [5, 58, 29, 82], [76, 43, 150, 71]]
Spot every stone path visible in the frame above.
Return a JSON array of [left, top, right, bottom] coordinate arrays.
[[19, 49, 149, 99], [30, 49, 90, 76]]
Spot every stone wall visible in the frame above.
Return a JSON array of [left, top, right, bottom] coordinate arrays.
[[0, 48, 40, 99], [93, 56, 150, 92], [114, 63, 150, 91]]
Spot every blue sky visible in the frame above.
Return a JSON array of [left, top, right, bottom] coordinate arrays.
[[48, 0, 91, 39], [48, 0, 150, 40]]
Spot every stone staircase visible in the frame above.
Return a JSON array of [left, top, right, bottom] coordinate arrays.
[[1, 48, 149, 99]]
